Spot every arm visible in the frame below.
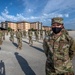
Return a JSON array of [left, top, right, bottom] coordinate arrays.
[[43, 37, 49, 57], [69, 37, 75, 60]]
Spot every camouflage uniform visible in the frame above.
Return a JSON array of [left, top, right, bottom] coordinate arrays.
[[46, 30, 52, 36], [16, 29, 22, 50], [10, 29, 14, 42], [61, 29, 69, 35], [43, 17, 75, 75], [35, 30, 39, 41], [28, 30, 33, 45], [40, 30, 43, 39], [6, 30, 8, 35], [2, 30, 5, 40], [23, 30, 26, 38]]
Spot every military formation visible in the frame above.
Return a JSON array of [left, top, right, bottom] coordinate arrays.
[[10, 29, 14, 42], [0, 17, 75, 75], [0, 28, 46, 49]]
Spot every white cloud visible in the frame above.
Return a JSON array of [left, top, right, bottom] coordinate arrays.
[[3, 7, 9, 14], [16, 14, 26, 20], [0, 8, 38, 22], [64, 14, 69, 17], [0, 7, 70, 25], [43, 13, 48, 17], [42, 0, 63, 13], [42, 13, 69, 19], [0, 16, 6, 21], [43, 0, 75, 14], [27, 9, 33, 13], [0, 8, 27, 22], [30, 16, 40, 20], [2, 10, 17, 21], [22, 0, 34, 11], [41, 0, 75, 22], [21, 0, 70, 21]]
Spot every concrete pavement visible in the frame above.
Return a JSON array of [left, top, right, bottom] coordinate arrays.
[[0, 34, 46, 75]]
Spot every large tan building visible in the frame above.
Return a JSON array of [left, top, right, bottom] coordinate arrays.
[[42, 26, 51, 31], [17, 22, 25, 30], [8, 22, 17, 31], [17, 21, 30, 31], [25, 22, 30, 31], [1, 21, 42, 31], [1, 21, 17, 31], [30, 21, 42, 30]]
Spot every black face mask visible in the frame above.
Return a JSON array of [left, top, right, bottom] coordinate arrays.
[[52, 27, 62, 34]]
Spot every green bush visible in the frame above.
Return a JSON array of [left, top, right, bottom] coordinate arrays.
[[7, 27, 12, 32]]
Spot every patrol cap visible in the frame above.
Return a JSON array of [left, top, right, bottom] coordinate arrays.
[[51, 17, 63, 24]]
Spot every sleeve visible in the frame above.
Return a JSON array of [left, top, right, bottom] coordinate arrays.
[[69, 37, 75, 60], [43, 38, 49, 57], [16, 31, 18, 38], [20, 32, 22, 37]]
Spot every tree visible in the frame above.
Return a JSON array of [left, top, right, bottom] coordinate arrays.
[[7, 27, 12, 32]]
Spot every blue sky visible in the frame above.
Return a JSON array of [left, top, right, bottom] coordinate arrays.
[[0, 0, 75, 29]]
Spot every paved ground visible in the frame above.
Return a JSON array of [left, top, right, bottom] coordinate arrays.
[[0, 34, 46, 75], [0, 31, 75, 75]]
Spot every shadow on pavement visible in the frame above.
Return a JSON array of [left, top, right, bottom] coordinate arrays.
[[12, 42, 18, 48], [22, 40, 44, 53], [0, 60, 5, 75], [37, 41, 43, 44], [22, 40, 29, 44], [0, 47, 1, 50], [31, 46, 44, 53], [14, 52, 36, 75]]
